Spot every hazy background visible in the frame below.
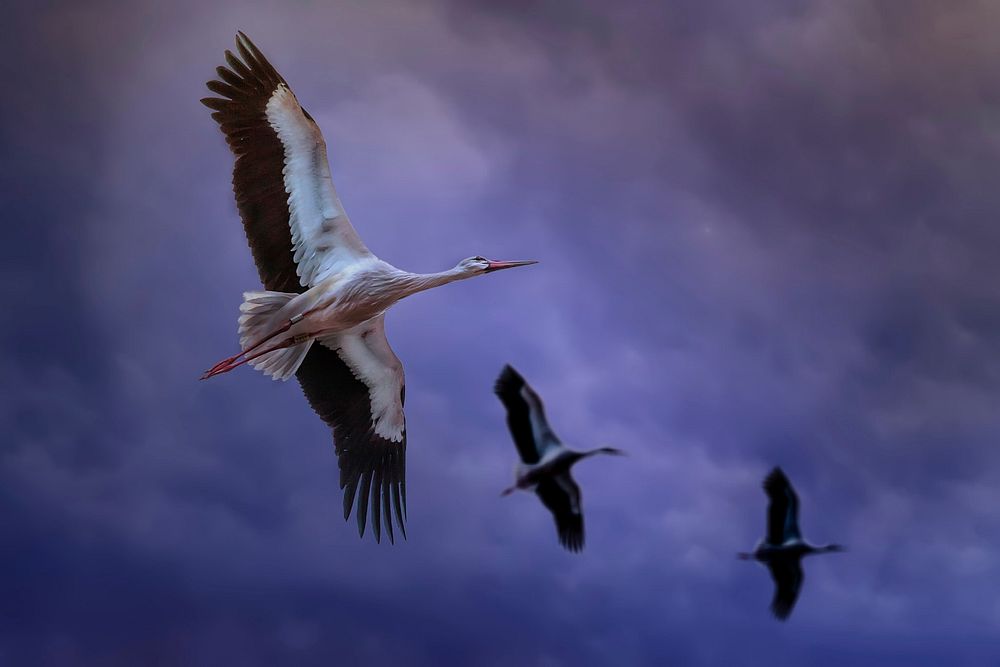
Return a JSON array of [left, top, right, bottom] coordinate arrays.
[[3, 0, 1000, 664]]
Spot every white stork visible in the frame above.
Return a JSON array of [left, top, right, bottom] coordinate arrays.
[[494, 365, 623, 552], [738, 467, 845, 619], [200, 33, 536, 544]]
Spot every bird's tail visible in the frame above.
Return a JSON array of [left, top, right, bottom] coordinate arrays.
[[237, 290, 312, 381]]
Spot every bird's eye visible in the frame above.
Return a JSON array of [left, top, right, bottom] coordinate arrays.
[[474, 256, 486, 262]]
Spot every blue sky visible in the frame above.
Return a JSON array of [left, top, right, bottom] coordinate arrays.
[[3, 0, 1000, 664]]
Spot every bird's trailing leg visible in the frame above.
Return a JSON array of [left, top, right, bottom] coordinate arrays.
[[500, 485, 517, 497], [201, 333, 311, 380], [200, 314, 307, 380]]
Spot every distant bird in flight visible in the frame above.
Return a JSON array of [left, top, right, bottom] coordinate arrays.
[[738, 467, 845, 619], [494, 365, 623, 552], [200, 33, 536, 544]]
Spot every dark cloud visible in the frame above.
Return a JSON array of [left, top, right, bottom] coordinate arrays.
[[3, 0, 1000, 664]]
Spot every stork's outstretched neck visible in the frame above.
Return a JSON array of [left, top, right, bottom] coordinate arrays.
[[581, 447, 626, 459], [395, 257, 539, 299]]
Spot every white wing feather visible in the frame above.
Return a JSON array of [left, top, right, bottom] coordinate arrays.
[[321, 317, 405, 443], [520, 382, 561, 459], [265, 84, 373, 287]]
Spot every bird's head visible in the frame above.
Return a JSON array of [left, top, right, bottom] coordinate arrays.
[[456, 256, 538, 276]]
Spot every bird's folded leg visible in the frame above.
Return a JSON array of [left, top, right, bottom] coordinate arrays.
[[201, 315, 310, 380], [201, 334, 309, 380]]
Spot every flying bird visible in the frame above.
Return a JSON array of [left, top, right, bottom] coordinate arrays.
[[494, 365, 623, 552], [200, 33, 536, 544], [738, 467, 845, 619]]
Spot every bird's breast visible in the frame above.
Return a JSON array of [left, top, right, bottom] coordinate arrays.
[[307, 274, 393, 329]]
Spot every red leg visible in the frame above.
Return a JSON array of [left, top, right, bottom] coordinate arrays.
[[200, 308, 329, 381], [201, 315, 307, 380], [200, 334, 306, 380]]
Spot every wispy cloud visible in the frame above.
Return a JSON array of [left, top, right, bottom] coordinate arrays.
[[3, 0, 1000, 664]]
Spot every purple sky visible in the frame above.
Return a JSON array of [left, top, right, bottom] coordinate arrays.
[[4, 0, 1000, 664]]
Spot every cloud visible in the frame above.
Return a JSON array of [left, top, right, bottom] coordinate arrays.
[[4, 0, 1000, 664]]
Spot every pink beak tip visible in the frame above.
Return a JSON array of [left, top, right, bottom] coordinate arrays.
[[486, 259, 539, 273]]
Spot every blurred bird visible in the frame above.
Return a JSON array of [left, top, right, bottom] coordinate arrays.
[[494, 365, 623, 552], [738, 467, 845, 619], [200, 33, 536, 543]]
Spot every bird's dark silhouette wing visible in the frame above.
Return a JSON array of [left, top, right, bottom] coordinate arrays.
[[763, 467, 801, 545], [535, 474, 584, 553], [494, 364, 559, 464], [767, 558, 804, 620]]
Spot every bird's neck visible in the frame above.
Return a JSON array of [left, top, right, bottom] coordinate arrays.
[[396, 268, 467, 298], [564, 447, 622, 467], [805, 543, 842, 555], [581, 447, 622, 459]]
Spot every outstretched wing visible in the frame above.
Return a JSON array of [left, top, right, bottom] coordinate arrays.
[[203, 34, 404, 543], [766, 558, 804, 620], [763, 467, 801, 546], [494, 364, 560, 464], [313, 316, 406, 544], [201, 31, 372, 290], [535, 474, 584, 553]]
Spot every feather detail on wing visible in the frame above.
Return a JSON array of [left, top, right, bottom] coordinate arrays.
[[314, 316, 407, 543], [202, 31, 372, 291], [535, 474, 584, 553], [298, 341, 407, 545], [494, 364, 560, 464]]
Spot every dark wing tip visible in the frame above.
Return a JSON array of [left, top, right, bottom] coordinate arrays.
[[559, 525, 585, 553], [536, 479, 585, 553], [203, 32, 285, 115], [494, 364, 525, 398], [770, 601, 793, 620], [763, 466, 790, 494], [769, 581, 798, 620], [342, 446, 406, 546], [200, 97, 226, 110], [557, 510, 585, 553], [764, 466, 786, 483], [298, 347, 407, 547]]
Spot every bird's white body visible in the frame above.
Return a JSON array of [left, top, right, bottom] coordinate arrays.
[[242, 260, 452, 352], [511, 447, 577, 491]]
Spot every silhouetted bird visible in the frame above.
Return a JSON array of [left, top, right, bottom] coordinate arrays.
[[738, 467, 845, 619], [494, 365, 623, 552]]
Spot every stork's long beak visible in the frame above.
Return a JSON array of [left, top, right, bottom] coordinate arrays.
[[485, 259, 538, 273]]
